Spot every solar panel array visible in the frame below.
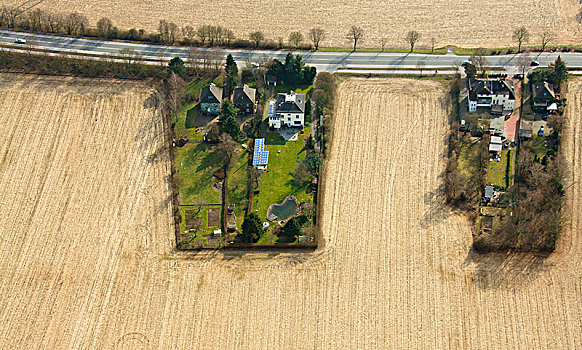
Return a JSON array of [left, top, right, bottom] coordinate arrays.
[[252, 138, 269, 166]]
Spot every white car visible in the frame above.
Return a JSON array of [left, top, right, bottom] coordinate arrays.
[[14, 38, 26, 44]]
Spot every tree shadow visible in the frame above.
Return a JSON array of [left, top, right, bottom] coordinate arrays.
[[464, 248, 551, 290]]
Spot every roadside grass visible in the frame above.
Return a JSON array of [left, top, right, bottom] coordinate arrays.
[[175, 143, 222, 205], [254, 127, 313, 223], [487, 150, 510, 188], [319, 47, 448, 55]]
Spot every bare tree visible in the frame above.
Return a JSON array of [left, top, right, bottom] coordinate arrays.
[[182, 25, 196, 44], [62, 12, 88, 35], [540, 30, 555, 52], [208, 48, 223, 71], [405, 30, 421, 52], [289, 31, 303, 48], [167, 72, 186, 116], [249, 31, 265, 48], [0, 6, 21, 28], [516, 53, 532, 77], [309, 27, 326, 51], [209, 25, 224, 45], [513, 26, 530, 53], [223, 29, 235, 45], [45, 12, 62, 33], [430, 37, 436, 53], [469, 48, 489, 77], [217, 133, 239, 171], [196, 25, 211, 45], [96, 17, 113, 38], [380, 37, 386, 52], [119, 48, 141, 65], [24, 9, 44, 32], [346, 26, 364, 52]]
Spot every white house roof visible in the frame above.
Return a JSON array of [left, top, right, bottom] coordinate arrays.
[[491, 136, 502, 144], [489, 143, 503, 152]]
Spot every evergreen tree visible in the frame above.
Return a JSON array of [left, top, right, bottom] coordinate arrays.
[[219, 100, 239, 123], [221, 115, 240, 140], [241, 213, 263, 243], [225, 54, 239, 96], [167, 56, 186, 78]]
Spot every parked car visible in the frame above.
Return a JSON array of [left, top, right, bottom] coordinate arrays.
[[513, 74, 524, 80], [461, 60, 471, 67], [530, 60, 540, 66], [538, 126, 545, 136], [14, 38, 26, 44]]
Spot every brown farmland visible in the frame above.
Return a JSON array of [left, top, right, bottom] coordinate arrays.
[[3, 0, 581, 48], [0, 75, 581, 349]]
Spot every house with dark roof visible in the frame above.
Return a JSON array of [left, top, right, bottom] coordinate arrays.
[[467, 78, 515, 114], [199, 83, 223, 115], [232, 84, 256, 115], [268, 91, 306, 129], [532, 81, 555, 109]]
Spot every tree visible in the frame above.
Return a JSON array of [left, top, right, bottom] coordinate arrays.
[[550, 56, 568, 92], [309, 27, 326, 51], [225, 54, 239, 96], [182, 25, 196, 44], [430, 37, 436, 53], [512, 26, 529, 53], [158, 20, 178, 44], [469, 48, 489, 77], [223, 29, 235, 45], [217, 133, 238, 170], [288, 31, 304, 48], [0, 7, 21, 28], [167, 56, 186, 78], [119, 48, 141, 65], [45, 12, 62, 33], [249, 31, 265, 48], [516, 53, 531, 77], [196, 25, 211, 45], [405, 30, 421, 52], [63, 12, 88, 35], [540, 30, 555, 52], [279, 216, 303, 237], [346, 26, 364, 52], [292, 161, 311, 187], [220, 100, 240, 140], [96, 17, 113, 38], [303, 152, 322, 175], [241, 213, 263, 243], [464, 62, 477, 79], [166, 72, 186, 116], [380, 37, 386, 52]]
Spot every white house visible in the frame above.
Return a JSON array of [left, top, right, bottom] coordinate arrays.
[[467, 78, 515, 114], [268, 91, 306, 129]]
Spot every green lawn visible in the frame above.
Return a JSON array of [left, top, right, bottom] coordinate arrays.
[[174, 77, 221, 140], [275, 84, 313, 97], [254, 127, 313, 222], [457, 135, 480, 180], [175, 143, 222, 205], [487, 150, 511, 188]]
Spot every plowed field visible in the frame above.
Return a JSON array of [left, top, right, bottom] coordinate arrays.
[[3, 0, 580, 48], [0, 75, 581, 349]]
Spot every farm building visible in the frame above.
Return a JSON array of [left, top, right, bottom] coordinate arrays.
[[199, 83, 223, 115], [467, 78, 515, 114], [252, 138, 269, 171], [268, 91, 306, 129], [232, 84, 256, 114]]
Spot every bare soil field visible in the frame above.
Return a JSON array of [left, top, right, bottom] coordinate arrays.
[[4, 0, 581, 48], [1, 75, 581, 349]]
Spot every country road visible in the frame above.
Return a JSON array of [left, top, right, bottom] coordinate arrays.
[[2, 29, 582, 74]]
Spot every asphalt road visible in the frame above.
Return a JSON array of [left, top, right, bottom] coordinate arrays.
[[2, 29, 582, 74]]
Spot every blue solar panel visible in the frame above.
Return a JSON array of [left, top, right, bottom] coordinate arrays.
[[253, 139, 269, 166]]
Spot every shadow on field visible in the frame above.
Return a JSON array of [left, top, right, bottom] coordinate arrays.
[[464, 249, 550, 290]]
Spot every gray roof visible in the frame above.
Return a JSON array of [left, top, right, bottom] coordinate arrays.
[[485, 185, 494, 199], [232, 84, 256, 105], [533, 81, 555, 100], [200, 83, 222, 104], [468, 78, 515, 101], [275, 91, 306, 114]]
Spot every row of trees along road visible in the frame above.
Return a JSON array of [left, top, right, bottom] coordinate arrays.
[[0, 7, 560, 52]]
